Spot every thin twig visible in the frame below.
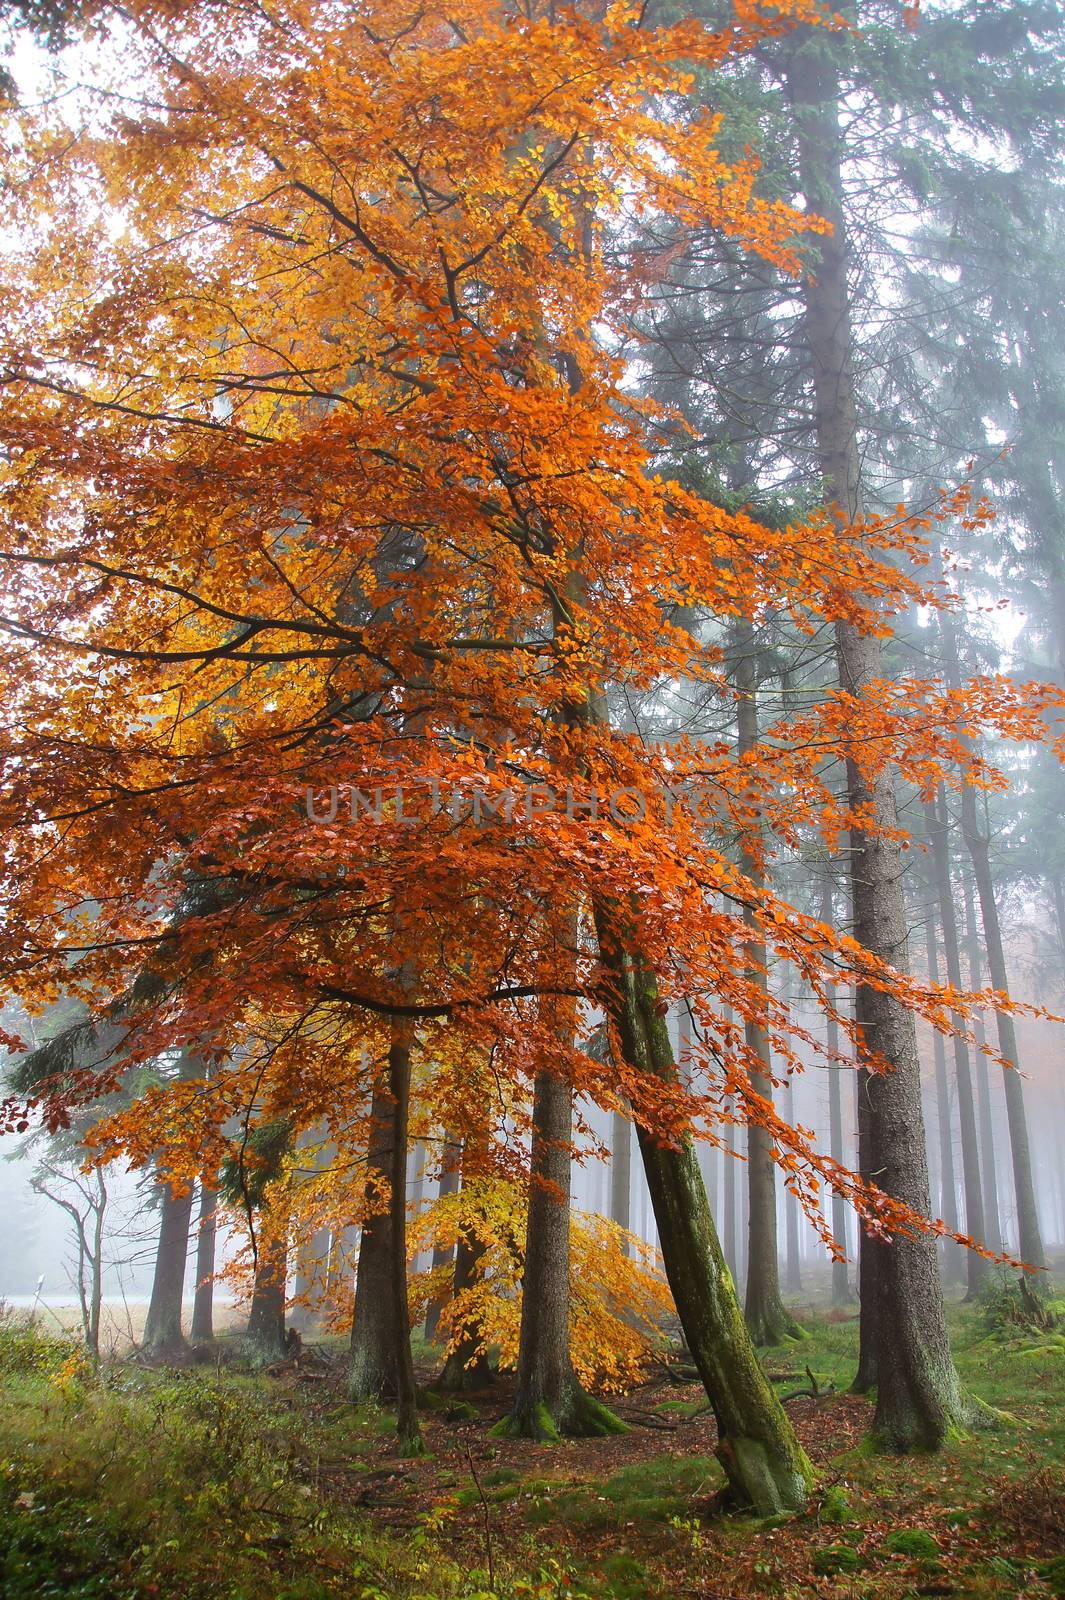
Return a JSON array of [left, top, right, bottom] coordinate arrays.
[[464, 1438, 495, 1591]]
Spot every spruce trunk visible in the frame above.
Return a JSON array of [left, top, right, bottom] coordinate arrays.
[[190, 1175, 217, 1344], [922, 899, 964, 1284], [142, 1173, 193, 1358], [963, 877, 1002, 1252], [787, 32, 984, 1447], [734, 620, 799, 1346], [610, 1108, 632, 1250], [962, 816, 1045, 1269], [925, 793, 986, 1294], [244, 1228, 289, 1362]]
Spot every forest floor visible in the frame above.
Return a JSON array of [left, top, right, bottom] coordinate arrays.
[[0, 1289, 1063, 1600]]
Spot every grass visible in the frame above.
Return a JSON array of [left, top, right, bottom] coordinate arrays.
[[0, 1289, 1062, 1599]]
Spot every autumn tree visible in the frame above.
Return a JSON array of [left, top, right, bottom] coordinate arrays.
[[1, 0, 1060, 1496]]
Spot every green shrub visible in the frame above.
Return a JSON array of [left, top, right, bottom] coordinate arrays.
[[0, 1306, 79, 1380]]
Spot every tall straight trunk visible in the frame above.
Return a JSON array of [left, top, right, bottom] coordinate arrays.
[[409, 1139, 427, 1274], [960, 789, 1044, 1268], [385, 1023, 422, 1454], [723, 1113, 739, 1278], [424, 1134, 461, 1343], [925, 793, 986, 1294], [290, 1125, 331, 1332], [495, 1065, 623, 1440], [593, 909, 811, 1511], [821, 876, 851, 1305], [737, 1121, 749, 1296], [142, 1173, 193, 1357], [349, 1073, 399, 1399], [244, 1224, 289, 1362], [787, 33, 983, 1447], [735, 620, 800, 1344], [922, 899, 964, 1284], [190, 1175, 217, 1343], [852, 1058, 878, 1393], [87, 1169, 106, 1358], [783, 1074, 803, 1296], [610, 1108, 632, 1249], [290, 1226, 330, 1333], [935, 598, 1044, 1268]]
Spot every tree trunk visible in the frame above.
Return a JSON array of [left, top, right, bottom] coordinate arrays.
[[787, 32, 985, 1447], [594, 907, 811, 1513], [409, 1139, 427, 1274], [734, 620, 800, 1346], [289, 1226, 330, 1334], [610, 1108, 632, 1250], [289, 1125, 331, 1333], [495, 1065, 624, 1440], [961, 814, 1045, 1269], [424, 1134, 461, 1343], [922, 894, 964, 1285], [244, 1226, 289, 1362], [88, 1169, 106, 1359], [190, 1175, 217, 1344], [783, 1075, 804, 1297], [723, 1114, 739, 1278], [385, 1023, 423, 1454], [934, 588, 1044, 1269], [436, 1221, 494, 1392], [852, 1055, 878, 1393], [436, 1138, 495, 1392], [821, 876, 851, 1305], [925, 792, 987, 1295], [142, 1172, 193, 1358], [349, 1072, 399, 1400]]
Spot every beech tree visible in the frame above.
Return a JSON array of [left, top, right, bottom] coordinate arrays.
[[2, 0, 1062, 1504]]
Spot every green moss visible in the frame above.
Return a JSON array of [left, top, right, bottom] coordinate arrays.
[[819, 1485, 855, 1524], [812, 1544, 862, 1575], [883, 1528, 940, 1558]]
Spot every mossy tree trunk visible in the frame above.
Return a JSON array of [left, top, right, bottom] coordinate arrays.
[[594, 907, 811, 1514], [495, 1064, 625, 1441]]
